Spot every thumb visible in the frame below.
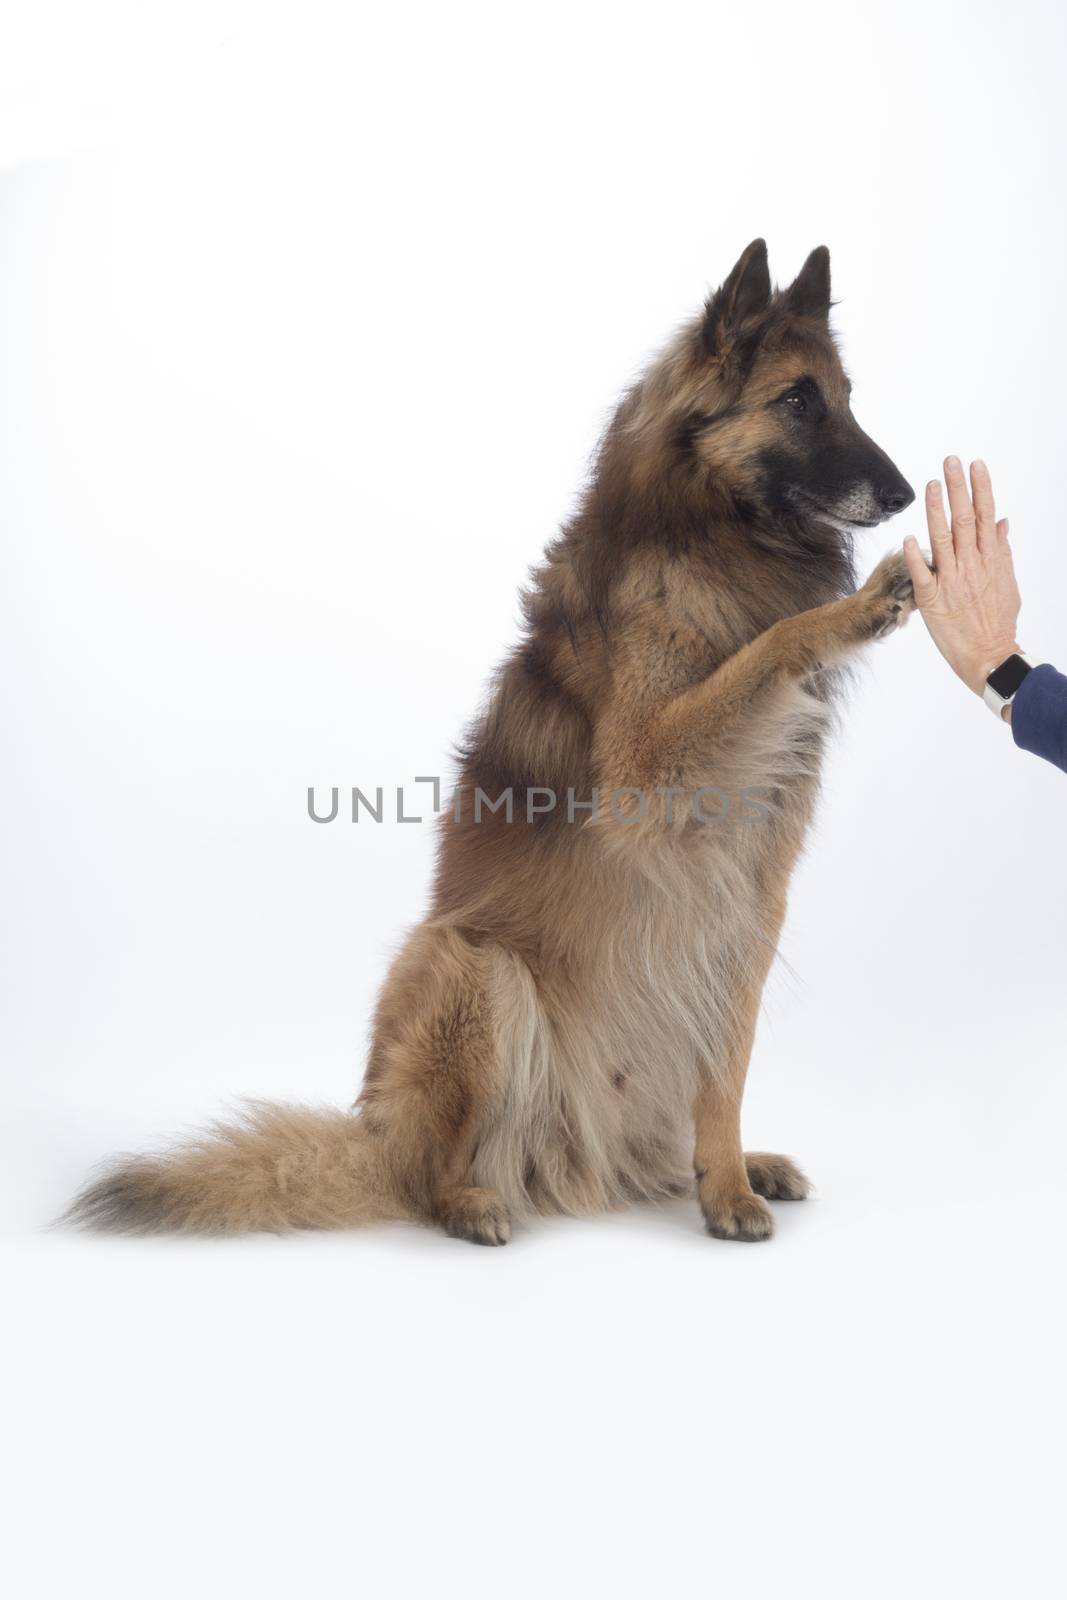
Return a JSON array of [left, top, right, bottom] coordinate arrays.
[[903, 535, 937, 604]]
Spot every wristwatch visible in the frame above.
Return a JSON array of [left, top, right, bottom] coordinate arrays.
[[982, 651, 1034, 719]]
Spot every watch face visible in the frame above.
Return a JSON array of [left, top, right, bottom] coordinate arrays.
[[987, 654, 1031, 699]]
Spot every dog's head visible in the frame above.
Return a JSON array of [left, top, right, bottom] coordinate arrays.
[[639, 240, 914, 534]]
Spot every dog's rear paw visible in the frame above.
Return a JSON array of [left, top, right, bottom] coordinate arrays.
[[439, 1185, 512, 1246], [860, 550, 916, 639], [745, 1152, 811, 1201], [701, 1190, 775, 1242]]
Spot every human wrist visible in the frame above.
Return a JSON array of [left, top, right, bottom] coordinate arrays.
[[963, 642, 1024, 698]]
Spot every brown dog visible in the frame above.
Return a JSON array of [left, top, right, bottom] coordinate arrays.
[[70, 240, 915, 1243]]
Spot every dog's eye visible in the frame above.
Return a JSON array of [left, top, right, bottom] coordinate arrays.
[[783, 390, 807, 413]]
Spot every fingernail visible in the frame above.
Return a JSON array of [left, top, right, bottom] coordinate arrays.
[[973, 457, 987, 472], [926, 480, 941, 496], [904, 534, 917, 549], [946, 455, 961, 472]]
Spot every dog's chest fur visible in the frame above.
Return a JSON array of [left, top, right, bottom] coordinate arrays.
[[465, 554, 842, 1220]]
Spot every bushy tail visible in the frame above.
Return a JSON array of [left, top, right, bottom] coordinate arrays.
[[65, 1101, 408, 1236]]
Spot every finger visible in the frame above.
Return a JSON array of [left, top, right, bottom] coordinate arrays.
[[944, 454, 977, 557], [903, 535, 937, 604], [925, 478, 955, 573], [997, 516, 1010, 546], [970, 459, 997, 551]]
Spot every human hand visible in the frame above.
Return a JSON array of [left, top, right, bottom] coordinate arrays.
[[902, 457, 1022, 703]]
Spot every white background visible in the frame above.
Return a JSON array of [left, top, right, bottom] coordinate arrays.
[[2, 2, 1064, 1595]]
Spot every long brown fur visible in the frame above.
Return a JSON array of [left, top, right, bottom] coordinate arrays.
[[68, 240, 916, 1244]]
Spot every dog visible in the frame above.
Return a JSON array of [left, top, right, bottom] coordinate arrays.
[[69, 240, 916, 1244]]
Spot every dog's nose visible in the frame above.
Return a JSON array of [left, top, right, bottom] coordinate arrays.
[[878, 482, 915, 516]]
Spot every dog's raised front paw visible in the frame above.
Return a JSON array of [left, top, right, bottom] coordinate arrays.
[[860, 550, 917, 639]]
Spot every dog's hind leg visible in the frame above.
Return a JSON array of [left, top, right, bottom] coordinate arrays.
[[744, 1151, 811, 1202], [357, 923, 515, 1245]]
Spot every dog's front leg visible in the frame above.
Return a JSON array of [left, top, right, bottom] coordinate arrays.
[[693, 889, 811, 1242], [648, 551, 916, 769], [594, 553, 915, 803], [693, 928, 775, 1241], [694, 1074, 771, 1240]]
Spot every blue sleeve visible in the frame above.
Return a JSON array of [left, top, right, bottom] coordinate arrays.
[[1011, 663, 1067, 775]]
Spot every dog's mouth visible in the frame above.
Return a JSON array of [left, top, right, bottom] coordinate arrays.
[[792, 490, 884, 532]]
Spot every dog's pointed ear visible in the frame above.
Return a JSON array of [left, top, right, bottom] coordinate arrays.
[[785, 246, 832, 319], [702, 238, 771, 354]]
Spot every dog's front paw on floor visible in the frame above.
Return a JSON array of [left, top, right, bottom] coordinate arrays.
[[701, 1189, 775, 1242], [745, 1151, 811, 1201]]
